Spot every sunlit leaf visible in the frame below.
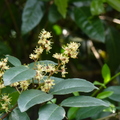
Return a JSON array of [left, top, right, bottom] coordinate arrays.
[[97, 91, 113, 99], [102, 64, 111, 84], [107, 0, 120, 12]]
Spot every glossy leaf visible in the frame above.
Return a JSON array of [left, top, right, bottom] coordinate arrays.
[[50, 78, 97, 95], [49, 76, 64, 84], [54, 0, 68, 18], [9, 107, 30, 120], [105, 86, 120, 102], [74, 7, 105, 42], [90, 0, 105, 15], [97, 91, 113, 99], [21, 0, 44, 35], [6, 55, 21, 66], [3, 66, 36, 85], [61, 96, 110, 107], [76, 106, 105, 120], [107, 0, 120, 12], [102, 64, 111, 84], [38, 104, 65, 120], [18, 89, 53, 112], [106, 27, 120, 70]]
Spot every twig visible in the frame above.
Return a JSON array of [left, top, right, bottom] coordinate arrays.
[[92, 72, 120, 97], [99, 16, 120, 24], [88, 40, 103, 67]]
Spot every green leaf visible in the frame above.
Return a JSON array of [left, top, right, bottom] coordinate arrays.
[[9, 92, 19, 105], [49, 76, 64, 84], [67, 107, 79, 120], [3, 66, 36, 85], [105, 86, 120, 102], [54, 0, 68, 18], [18, 89, 53, 112], [0, 41, 11, 59], [38, 104, 65, 120], [9, 107, 30, 120], [1, 86, 16, 94], [90, 0, 105, 15], [48, 5, 62, 23], [53, 25, 62, 35], [21, 0, 44, 35], [107, 0, 120, 12], [74, 7, 105, 42], [102, 64, 111, 84], [6, 55, 21, 66], [97, 91, 113, 99], [29, 60, 57, 68], [106, 27, 120, 70], [50, 78, 97, 95], [33, 76, 64, 84], [76, 106, 105, 120], [94, 81, 106, 88], [61, 96, 110, 107]]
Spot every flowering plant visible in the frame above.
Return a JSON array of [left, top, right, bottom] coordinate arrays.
[[0, 30, 110, 120]]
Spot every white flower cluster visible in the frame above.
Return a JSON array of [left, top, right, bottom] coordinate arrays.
[[0, 94, 11, 112], [30, 29, 52, 61], [41, 79, 55, 92], [29, 29, 80, 92], [10, 80, 30, 91], [53, 42, 80, 77], [0, 58, 9, 89]]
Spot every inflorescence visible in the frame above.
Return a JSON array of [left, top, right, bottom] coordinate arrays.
[[0, 29, 80, 113]]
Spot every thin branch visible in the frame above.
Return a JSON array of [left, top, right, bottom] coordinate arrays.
[[88, 40, 103, 67], [99, 16, 120, 24], [92, 72, 120, 97]]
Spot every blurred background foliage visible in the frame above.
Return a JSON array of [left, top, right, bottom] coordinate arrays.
[[0, 0, 120, 82]]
